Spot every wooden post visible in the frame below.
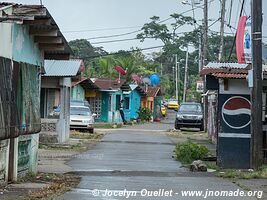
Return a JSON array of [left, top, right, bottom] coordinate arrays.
[[251, 0, 263, 169]]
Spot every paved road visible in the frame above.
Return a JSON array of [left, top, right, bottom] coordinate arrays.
[[58, 110, 257, 200]]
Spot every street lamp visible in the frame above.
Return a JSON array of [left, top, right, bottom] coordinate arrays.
[[181, 0, 201, 5], [173, 55, 184, 102], [174, 54, 178, 101]]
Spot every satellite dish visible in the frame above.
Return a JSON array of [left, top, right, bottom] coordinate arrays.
[[132, 74, 141, 82], [150, 74, 160, 86], [142, 77, 151, 85], [114, 66, 126, 75], [114, 66, 126, 83]]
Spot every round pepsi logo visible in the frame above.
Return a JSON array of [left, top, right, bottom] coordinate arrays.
[[222, 96, 251, 129]]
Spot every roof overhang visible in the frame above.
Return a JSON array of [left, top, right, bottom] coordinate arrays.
[[135, 85, 147, 96], [0, 3, 72, 60], [73, 78, 99, 90], [200, 62, 251, 79], [120, 82, 131, 92]]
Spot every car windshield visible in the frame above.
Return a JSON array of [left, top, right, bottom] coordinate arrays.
[[179, 104, 202, 113], [70, 107, 92, 116], [71, 100, 90, 107]]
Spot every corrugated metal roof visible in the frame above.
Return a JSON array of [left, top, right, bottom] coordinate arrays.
[[145, 87, 161, 97], [202, 62, 267, 79], [43, 59, 83, 77], [200, 67, 248, 76], [73, 78, 130, 91], [129, 84, 146, 96], [206, 62, 249, 69], [92, 78, 128, 91], [201, 62, 251, 79]]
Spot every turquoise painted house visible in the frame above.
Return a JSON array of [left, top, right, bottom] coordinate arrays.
[[0, 3, 72, 184], [72, 78, 130, 123], [123, 84, 146, 121]]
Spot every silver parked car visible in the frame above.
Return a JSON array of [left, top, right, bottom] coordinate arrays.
[[70, 99, 90, 108], [70, 106, 96, 133]]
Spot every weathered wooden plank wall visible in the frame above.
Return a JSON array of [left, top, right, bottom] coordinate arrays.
[[0, 57, 19, 140], [0, 56, 41, 140]]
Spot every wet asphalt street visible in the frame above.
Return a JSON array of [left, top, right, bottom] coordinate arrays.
[[58, 110, 257, 200]]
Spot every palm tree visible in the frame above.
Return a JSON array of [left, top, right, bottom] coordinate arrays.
[[98, 57, 117, 78], [114, 56, 140, 83]]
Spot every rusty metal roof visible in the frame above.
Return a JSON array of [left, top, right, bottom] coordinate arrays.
[[92, 78, 130, 91], [145, 87, 161, 97], [211, 73, 247, 79], [200, 62, 251, 79], [73, 78, 131, 91], [73, 78, 99, 90], [129, 84, 146, 96]]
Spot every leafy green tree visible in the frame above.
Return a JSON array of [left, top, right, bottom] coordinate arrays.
[[137, 13, 237, 99], [114, 56, 140, 82], [69, 39, 108, 78], [69, 39, 107, 63]]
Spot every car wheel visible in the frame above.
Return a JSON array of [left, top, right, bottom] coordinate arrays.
[[89, 128, 94, 133], [175, 122, 180, 130], [199, 125, 204, 131]]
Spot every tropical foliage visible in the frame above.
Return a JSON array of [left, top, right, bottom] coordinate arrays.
[[68, 12, 237, 100]]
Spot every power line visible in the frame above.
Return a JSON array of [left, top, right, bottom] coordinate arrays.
[[228, 0, 246, 61], [90, 31, 196, 45], [62, 25, 142, 33], [87, 30, 142, 40], [81, 45, 165, 59], [208, 18, 220, 28], [88, 8, 210, 44], [91, 38, 139, 44], [64, 1, 213, 36], [228, 0, 233, 25], [86, 18, 219, 40]]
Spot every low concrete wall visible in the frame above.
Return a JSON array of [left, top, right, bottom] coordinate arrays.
[[40, 118, 59, 143], [17, 134, 39, 178], [0, 139, 9, 185], [0, 134, 39, 184], [40, 118, 69, 143]]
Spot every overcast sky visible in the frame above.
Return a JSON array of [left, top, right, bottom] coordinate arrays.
[[3, 0, 267, 55]]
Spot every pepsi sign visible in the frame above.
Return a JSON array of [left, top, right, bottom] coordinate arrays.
[[221, 96, 251, 130]]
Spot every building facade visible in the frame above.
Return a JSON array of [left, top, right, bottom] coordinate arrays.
[[0, 3, 71, 184]]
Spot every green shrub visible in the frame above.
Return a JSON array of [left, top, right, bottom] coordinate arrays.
[[138, 107, 152, 121], [174, 140, 209, 164]]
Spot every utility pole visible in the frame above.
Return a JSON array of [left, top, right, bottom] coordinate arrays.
[[203, 0, 208, 131], [175, 54, 178, 101], [172, 66, 175, 85], [203, 0, 208, 65], [177, 61, 180, 102], [198, 36, 202, 73], [218, 0, 226, 62], [183, 46, 189, 102], [251, 0, 263, 170]]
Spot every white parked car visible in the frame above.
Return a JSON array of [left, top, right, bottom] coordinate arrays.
[[70, 106, 96, 133]]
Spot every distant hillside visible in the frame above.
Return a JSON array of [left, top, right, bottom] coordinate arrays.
[[68, 39, 108, 65]]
